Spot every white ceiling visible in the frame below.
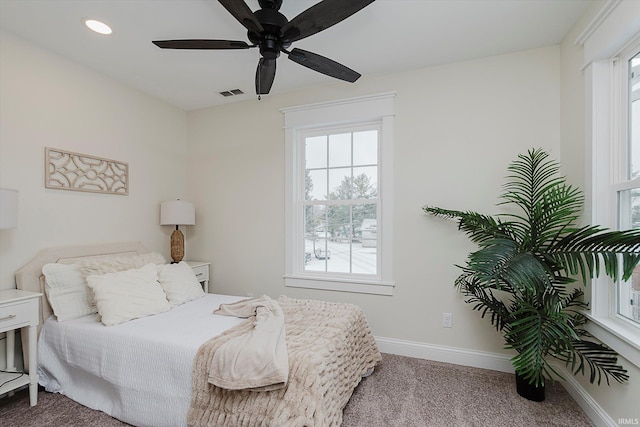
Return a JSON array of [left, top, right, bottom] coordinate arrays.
[[0, 0, 590, 111]]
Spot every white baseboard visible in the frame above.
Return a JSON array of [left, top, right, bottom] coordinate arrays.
[[558, 373, 617, 427], [374, 336, 616, 427], [375, 336, 514, 373]]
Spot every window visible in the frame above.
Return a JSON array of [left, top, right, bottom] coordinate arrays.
[[302, 125, 379, 275], [282, 93, 395, 295], [616, 48, 640, 324], [580, 1, 640, 367]]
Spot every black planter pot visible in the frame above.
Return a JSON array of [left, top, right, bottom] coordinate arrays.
[[515, 372, 545, 402]]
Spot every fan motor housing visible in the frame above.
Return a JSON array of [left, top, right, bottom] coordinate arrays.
[[258, 0, 283, 10], [259, 35, 280, 59], [250, 8, 290, 59]]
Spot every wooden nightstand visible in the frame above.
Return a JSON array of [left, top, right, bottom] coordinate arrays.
[[185, 261, 210, 293], [0, 289, 42, 406]]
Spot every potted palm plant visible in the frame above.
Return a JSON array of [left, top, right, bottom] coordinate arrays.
[[423, 148, 640, 401]]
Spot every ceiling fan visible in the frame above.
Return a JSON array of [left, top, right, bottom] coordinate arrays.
[[152, 0, 375, 97]]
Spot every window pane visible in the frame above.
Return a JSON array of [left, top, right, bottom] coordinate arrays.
[[327, 239, 350, 273], [617, 189, 640, 323], [353, 130, 378, 166], [630, 53, 640, 179], [328, 167, 351, 200], [354, 204, 377, 236], [307, 169, 327, 200], [305, 237, 328, 272], [304, 204, 325, 239], [354, 207, 377, 274], [619, 188, 640, 229], [630, 266, 640, 322], [327, 204, 351, 240], [353, 242, 377, 274], [305, 136, 326, 169], [618, 262, 640, 323], [359, 216, 376, 240], [328, 133, 351, 168], [352, 166, 378, 198]]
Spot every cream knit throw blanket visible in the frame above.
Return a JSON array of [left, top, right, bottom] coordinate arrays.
[[209, 295, 289, 392], [187, 296, 382, 427]]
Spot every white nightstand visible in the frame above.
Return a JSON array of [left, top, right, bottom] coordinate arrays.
[[185, 261, 210, 293], [0, 289, 42, 406]]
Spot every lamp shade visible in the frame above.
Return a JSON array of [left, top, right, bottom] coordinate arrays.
[[160, 200, 195, 226], [0, 188, 18, 229]]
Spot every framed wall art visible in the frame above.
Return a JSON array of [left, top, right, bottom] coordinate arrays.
[[45, 147, 128, 195]]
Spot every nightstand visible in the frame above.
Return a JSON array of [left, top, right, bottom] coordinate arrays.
[[0, 289, 42, 406], [185, 261, 210, 293]]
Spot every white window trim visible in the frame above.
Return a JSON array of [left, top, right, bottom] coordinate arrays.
[[281, 92, 396, 296], [578, 0, 640, 367]]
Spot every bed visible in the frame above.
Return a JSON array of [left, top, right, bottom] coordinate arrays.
[[15, 242, 381, 427]]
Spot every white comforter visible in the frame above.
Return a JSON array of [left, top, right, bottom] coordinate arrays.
[[37, 293, 246, 427]]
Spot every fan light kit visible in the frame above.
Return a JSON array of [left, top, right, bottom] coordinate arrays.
[[153, 0, 375, 99], [84, 19, 112, 35]]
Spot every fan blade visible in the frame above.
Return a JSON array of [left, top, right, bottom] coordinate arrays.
[[288, 48, 361, 83], [256, 58, 276, 95], [152, 39, 251, 50], [218, 0, 264, 34], [281, 0, 375, 43]]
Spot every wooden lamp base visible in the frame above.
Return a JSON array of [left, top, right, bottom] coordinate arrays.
[[170, 227, 185, 263]]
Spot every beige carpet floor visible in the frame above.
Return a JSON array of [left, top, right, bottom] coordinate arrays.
[[1, 353, 593, 426]]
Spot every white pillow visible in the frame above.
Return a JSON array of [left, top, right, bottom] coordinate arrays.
[[157, 261, 205, 307], [80, 252, 166, 278], [42, 263, 96, 321], [86, 263, 171, 326]]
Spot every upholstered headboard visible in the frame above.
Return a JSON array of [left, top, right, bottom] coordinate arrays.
[[15, 241, 150, 369]]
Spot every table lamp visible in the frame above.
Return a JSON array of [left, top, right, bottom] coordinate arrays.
[[160, 199, 195, 263]]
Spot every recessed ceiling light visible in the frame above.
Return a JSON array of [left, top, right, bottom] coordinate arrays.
[[84, 19, 112, 35]]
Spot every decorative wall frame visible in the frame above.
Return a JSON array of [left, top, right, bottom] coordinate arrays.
[[45, 147, 129, 195]]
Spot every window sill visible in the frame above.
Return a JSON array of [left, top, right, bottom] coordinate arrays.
[[584, 312, 640, 369], [284, 275, 394, 296]]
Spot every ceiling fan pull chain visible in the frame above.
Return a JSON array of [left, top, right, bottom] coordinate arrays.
[[257, 60, 262, 100]]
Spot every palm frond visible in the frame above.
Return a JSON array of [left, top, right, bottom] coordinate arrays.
[[466, 239, 552, 294], [457, 276, 512, 332], [422, 206, 514, 244], [553, 339, 629, 385], [500, 148, 585, 251], [546, 226, 640, 281], [501, 149, 562, 216]]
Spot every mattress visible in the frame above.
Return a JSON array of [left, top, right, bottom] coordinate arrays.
[[37, 293, 246, 427]]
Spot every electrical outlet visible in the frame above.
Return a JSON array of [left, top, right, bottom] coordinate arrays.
[[442, 312, 453, 328]]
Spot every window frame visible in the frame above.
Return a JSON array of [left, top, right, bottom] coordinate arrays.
[[580, 3, 640, 367], [281, 93, 395, 296]]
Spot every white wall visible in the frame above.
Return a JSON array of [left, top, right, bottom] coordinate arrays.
[[0, 31, 188, 290], [187, 45, 561, 354]]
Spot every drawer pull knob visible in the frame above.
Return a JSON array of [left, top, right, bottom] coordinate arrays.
[[196, 273, 203, 277], [0, 314, 17, 321]]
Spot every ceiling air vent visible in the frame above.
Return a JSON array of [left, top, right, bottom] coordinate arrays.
[[219, 89, 244, 97]]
